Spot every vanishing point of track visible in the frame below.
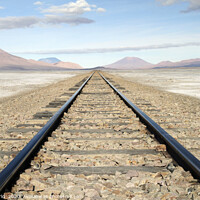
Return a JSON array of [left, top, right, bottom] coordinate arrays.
[[0, 71, 200, 199]]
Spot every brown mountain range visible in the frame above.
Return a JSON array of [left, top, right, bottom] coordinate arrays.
[[104, 57, 153, 69], [0, 49, 82, 70], [155, 58, 200, 68], [53, 61, 82, 69], [105, 57, 200, 69], [1, 48, 200, 70]]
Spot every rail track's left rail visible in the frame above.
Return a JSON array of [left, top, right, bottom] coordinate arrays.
[[0, 73, 94, 193]]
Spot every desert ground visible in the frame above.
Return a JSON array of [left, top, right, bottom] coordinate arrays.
[[0, 71, 84, 100], [109, 68, 200, 99], [1, 68, 200, 101]]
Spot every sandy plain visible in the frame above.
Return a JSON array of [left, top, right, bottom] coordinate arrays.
[[0, 71, 89, 136], [109, 68, 200, 99], [0, 71, 84, 100]]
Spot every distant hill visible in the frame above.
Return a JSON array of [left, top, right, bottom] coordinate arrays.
[[104, 57, 200, 70], [39, 57, 83, 69], [0, 49, 53, 70], [54, 61, 82, 69], [155, 59, 200, 68], [0, 49, 82, 70], [104, 57, 153, 69], [38, 57, 61, 64]]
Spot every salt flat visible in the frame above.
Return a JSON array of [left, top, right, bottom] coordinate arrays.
[[1, 69, 200, 100], [110, 68, 200, 99], [0, 71, 83, 99]]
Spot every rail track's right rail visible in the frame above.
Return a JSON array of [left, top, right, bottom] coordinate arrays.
[[100, 72, 200, 179]]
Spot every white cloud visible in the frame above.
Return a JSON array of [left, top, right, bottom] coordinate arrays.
[[15, 42, 200, 54], [182, 0, 200, 12], [0, 16, 40, 29], [0, 15, 93, 30], [158, 0, 200, 12], [34, 1, 43, 6], [0, 6, 5, 9], [42, 0, 105, 15], [158, 0, 179, 6], [0, 0, 104, 30], [43, 15, 94, 25], [97, 8, 106, 12]]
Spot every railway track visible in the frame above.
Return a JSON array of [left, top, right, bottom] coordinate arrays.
[[0, 72, 200, 199]]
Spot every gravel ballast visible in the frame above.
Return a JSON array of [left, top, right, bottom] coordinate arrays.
[[0, 71, 200, 199]]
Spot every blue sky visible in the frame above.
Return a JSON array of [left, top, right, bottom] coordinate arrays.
[[0, 0, 200, 68]]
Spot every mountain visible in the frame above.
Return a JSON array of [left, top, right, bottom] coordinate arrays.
[[104, 56, 200, 70], [54, 61, 82, 69], [39, 56, 83, 69], [155, 61, 174, 67], [155, 58, 200, 68], [38, 57, 61, 64], [28, 59, 56, 67], [0, 49, 38, 70], [104, 57, 153, 70], [0, 49, 82, 70]]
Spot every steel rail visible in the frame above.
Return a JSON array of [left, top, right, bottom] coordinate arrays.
[[99, 72, 200, 179], [0, 72, 94, 193]]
